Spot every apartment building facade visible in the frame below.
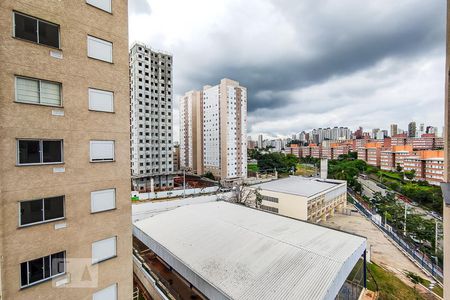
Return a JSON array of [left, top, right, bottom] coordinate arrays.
[[0, 1, 132, 299], [179, 90, 203, 174], [444, 2, 450, 296], [130, 43, 174, 191], [202, 79, 247, 181], [404, 150, 444, 186]]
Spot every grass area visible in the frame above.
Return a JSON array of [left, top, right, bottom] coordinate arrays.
[[248, 163, 259, 172], [367, 262, 425, 300], [295, 163, 317, 176], [417, 275, 444, 297]]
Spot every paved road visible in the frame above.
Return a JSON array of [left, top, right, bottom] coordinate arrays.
[[324, 205, 435, 293]]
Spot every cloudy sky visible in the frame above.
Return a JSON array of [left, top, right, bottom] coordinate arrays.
[[128, 0, 446, 141]]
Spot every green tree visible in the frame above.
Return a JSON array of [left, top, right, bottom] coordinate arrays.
[[202, 171, 215, 180]]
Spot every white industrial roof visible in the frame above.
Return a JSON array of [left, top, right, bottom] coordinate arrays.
[[252, 176, 346, 198], [134, 201, 366, 300]]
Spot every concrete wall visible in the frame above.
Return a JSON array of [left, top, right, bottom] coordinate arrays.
[[259, 190, 309, 221], [0, 1, 132, 299]]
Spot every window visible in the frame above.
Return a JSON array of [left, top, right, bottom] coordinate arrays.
[[86, 0, 112, 13], [20, 196, 64, 226], [20, 251, 65, 288], [92, 236, 116, 264], [18, 139, 63, 165], [91, 189, 115, 213], [16, 77, 62, 106], [89, 88, 113, 112], [90, 140, 114, 162], [14, 12, 59, 48], [87, 36, 112, 63], [260, 205, 278, 213], [93, 284, 117, 300], [262, 195, 279, 203]]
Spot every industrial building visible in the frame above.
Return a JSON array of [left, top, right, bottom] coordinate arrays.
[[252, 176, 347, 223], [133, 201, 367, 300]]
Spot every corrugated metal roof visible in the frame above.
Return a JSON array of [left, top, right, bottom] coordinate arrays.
[[252, 176, 346, 198], [134, 201, 366, 300]]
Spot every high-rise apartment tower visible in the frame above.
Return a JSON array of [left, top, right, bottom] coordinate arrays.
[[0, 1, 132, 299], [179, 90, 203, 174], [130, 43, 174, 191], [390, 124, 398, 137], [202, 79, 247, 181]]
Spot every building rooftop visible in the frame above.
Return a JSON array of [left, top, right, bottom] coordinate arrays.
[[133, 201, 366, 300], [252, 176, 345, 198]]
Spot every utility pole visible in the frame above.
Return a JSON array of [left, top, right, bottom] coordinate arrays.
[[435, 220, 439, 256], [403, 203, 408, 236], [183, 168, 186, 198]]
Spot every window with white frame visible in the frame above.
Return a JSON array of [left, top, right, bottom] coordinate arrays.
[[16, 77, 62, 106], [92, 236, 116, 264], [20, 251, 65, 288], [90, 140, 114, 162], [92, 283, 117, 300], [20, 196, 64, 226], [88, 88, 114, 112], [18, 139, 63, 165], [86, 0, 112, 13], [13, 12, 60, 48], [91, 189, 116, 213], [87, 36, 112, 63]]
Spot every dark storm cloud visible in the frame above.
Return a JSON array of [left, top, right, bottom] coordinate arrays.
[[129, 0, 446, 138], [180, 1, 444, 113]]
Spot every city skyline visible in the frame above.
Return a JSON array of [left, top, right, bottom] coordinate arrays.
[[129, 0, 446, 141]]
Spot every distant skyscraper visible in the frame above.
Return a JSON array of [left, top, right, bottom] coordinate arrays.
[[390, 124, 398, 136], [258, 134, 264, 148], [179, 90, 203, 174], [202, 78, 247, 180], [130, 43, 174, 191], [408, 121, 416, 138]]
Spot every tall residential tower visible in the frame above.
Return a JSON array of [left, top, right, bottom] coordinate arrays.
[[202, 78, 247, 181], [0, 1, 132, 299], [179, 90, 203, 174], [130, 43, 174, 191]]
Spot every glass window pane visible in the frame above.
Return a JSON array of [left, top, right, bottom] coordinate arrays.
[[16, 77, 39, 103], [19, 140, 41, 164], [14, 13, 37, 42], [20, 199, 43, 225], [42, 141, 62, 163], [44, 196, 64, 220], [28, 257, 44, 284], [40, 81, 61, 106], [51, 252, 65, 275], [43, 256, 51, 278], [38, 21, 59, 48], [20, 262, 28, 287]]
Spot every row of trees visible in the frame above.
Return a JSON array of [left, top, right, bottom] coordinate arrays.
[[248, 149, 298, 173], [368, 192, 441, 265]]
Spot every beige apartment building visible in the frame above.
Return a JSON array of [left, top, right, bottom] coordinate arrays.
[[202, 78, 247, 181], [179, 90, 203, 174], [251, 177, 347, 223], [0, 1, 132, 299], [444, 1, 450, 297]]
